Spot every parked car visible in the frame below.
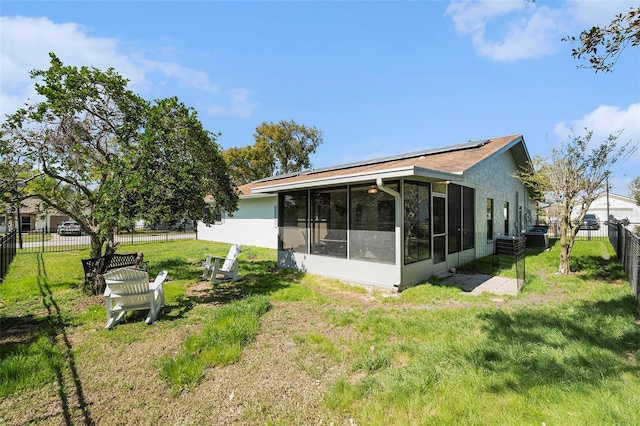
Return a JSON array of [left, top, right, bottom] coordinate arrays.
[[57, 221, 82, 236], [579, 214, 600, 230]]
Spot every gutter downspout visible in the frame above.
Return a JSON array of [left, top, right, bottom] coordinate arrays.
[[376, 177, 402, 288]]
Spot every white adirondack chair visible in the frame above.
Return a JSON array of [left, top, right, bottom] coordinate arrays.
[[202, 243, 242, 283], [103, 268, 168, 329]]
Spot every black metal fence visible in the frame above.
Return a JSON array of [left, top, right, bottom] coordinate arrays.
[[0, 230, 18, 281], [495, 236, 527, 291], [544, 220, 612, 241], [13, 225, 197, 254], [608, 222, 640, 306], [452, 234, 527, 290]]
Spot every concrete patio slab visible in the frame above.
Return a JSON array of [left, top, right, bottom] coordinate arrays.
[[441, 273, 519, 296]]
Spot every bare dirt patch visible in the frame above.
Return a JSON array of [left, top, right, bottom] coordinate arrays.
[[2, 261, 614, 425], [0, 299, 355, 425]]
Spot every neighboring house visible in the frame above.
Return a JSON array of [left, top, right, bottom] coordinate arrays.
[[199, 134, 537, 289], [2, 197, 70, 234], [587, 192, 640, 228]]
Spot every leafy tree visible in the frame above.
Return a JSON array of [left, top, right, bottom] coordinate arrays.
[[1, 53, 237, 260], [223, 142, 273, 185], [224, 119, 323, 185], [518, 129, 632, 274], [629, 177, 640, 206], [564, 6, 639, 73]]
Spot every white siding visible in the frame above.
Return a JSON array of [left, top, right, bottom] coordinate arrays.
[[279, 251, 400, 290], [588, 193, 640, 225], [198, 196, 278, 249], [465, 150, 536, 258]]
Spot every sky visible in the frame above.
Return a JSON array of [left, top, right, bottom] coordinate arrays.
[[1, 0, 639, 195]]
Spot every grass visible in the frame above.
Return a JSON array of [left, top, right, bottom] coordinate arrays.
[[1, 238, 639, 425], [160, 294, 270, 394]]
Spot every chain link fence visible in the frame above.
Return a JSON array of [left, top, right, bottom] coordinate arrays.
[[608, 222, 640, 306]]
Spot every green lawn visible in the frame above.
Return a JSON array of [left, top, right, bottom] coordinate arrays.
[[1, 238, 639, 425]]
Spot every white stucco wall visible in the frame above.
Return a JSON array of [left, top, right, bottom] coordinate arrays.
[[198, 196, 278, 249], [465, 150, 536, 258]]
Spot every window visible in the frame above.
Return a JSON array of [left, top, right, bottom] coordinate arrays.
[[311, 187, 347, 258], [486, 198, 494, 240], [463, 187, 475, 250], [350, 183, 396, 264], [278, 191, 308, 253], [404, 181, 430, 264], [432, 182, 447, 194], [448, 184, 461, 254], [504, 201, 509, 235]]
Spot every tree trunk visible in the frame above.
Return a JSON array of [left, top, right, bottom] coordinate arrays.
[[89, 233, 104, 258], [88, 226, 118, 258], [558, 218, 572, 274]]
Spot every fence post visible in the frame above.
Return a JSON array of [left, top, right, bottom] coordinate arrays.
[[0, 230, 18, 281]]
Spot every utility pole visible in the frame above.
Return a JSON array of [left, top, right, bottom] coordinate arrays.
[[606, 173, 610, 229]]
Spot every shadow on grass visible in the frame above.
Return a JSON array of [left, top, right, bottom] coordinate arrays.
[[570, 254, 626, 281], [473, 295, 640, 393], [160, 259, 305, 321], [0, 314, 53, 346], [152, 258, 198, 281], [0, 254, 94, 424]]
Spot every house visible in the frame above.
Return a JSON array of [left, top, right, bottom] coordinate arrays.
[[588, 192, 640, 228], [199, 134, 537, 289], [1, 197, 70, 234]]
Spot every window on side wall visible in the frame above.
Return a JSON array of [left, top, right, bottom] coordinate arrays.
[[504, 201, 509, 236], [487, 198, 494, 240], [462, 187, 475, 250]]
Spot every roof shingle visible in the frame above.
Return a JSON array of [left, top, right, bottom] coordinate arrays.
[[238, 134, 523, 195]]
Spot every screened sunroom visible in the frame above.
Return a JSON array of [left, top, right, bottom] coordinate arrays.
[[218, 134, 535, 289]]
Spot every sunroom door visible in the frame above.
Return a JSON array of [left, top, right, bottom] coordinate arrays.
[[432, 194, 447, 275]]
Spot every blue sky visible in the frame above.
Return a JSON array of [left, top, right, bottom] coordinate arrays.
[[1, 0, 639, 194]]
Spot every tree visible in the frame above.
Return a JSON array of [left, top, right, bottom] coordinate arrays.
[[223, 142, 274, 185], [629, 177, 640, 206], [564, 6, 640, 73], [1, 53, 238, 260], [223, 119, 323, 185], [518, 129, 632, 274]]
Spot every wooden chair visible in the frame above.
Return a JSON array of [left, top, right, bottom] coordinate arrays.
[[103, 268, 168, 329], [202, 243, 242, 283]]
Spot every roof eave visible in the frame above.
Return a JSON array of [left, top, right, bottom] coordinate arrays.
[[250, 166, 463, 194]]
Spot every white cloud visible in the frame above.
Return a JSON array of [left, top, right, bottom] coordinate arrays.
[[0, 16, 253, 120], [445, 0, 566, 61], [136, 56, 219, 94], [567, 0, 638, 28], [553, 103, 640, 193], [553, 103, 640, 147], [207, 88, 259, 119], [444, 0, 637, 62], [0, 16, 147, 116]]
